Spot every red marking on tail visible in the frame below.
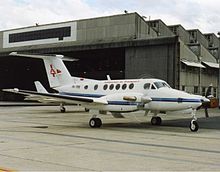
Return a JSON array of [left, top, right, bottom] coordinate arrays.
[[50, 64, 61, 77]]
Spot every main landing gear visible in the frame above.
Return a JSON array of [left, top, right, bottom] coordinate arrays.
[[151, 116, 162, 125], [151, 112, 162, 126], [89, 116, 102, 128]]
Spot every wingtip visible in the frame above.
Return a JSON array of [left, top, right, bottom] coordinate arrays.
[[2, 88, 19, 92], [9, 52, 17, 56]]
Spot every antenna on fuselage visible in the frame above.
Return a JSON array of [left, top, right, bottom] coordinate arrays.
[[107, 75, 111, 80]]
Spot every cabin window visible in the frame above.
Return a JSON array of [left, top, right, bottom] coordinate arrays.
[[116, 84, 120, 90], [154, 82, 170, 89], [109, 84, 114, 90], [129, 83, 134, 89], [94, 84, 98, 90], [122, 84, 127, 90], [103, 84, 108, 90], [143, 83, 150, 89], [84, 85, 88, 89]]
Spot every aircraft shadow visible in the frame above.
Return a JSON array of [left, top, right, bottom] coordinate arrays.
[[102, 116, 220, 132]]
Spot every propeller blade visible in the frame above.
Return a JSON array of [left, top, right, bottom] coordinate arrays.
[[204, 108, 209, 118]]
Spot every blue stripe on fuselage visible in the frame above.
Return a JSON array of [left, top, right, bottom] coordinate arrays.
[[60, 92, 104, 98], [59, 92, 201, 104], [151, 97, 201, 103]]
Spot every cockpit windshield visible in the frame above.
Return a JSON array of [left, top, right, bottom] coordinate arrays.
[[154, 82, 171, 89]]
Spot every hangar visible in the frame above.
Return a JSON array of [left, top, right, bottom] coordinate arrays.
[[0, 12, 219, 100]]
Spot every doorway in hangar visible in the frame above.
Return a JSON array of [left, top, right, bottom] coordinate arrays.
[[64, 48, 125, 80]]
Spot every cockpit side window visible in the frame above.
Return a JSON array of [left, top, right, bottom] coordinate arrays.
[[154, 82, 170, 89], [151, 84, 156, 90]]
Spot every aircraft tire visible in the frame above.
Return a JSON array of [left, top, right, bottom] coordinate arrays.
[[156, 117, 162, 125], [89, 118, 102, 128], [189, 120, 199, 132], [85, 108, 90, 112], [60, 107, 66, 113], [96, 118, 102, 128], [151, 117, 162, 125]]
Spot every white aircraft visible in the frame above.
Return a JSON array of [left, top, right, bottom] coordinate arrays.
[[3, 52, 210, 132]]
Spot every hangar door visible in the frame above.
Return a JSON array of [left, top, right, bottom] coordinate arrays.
[[64, 48, 125, 80]]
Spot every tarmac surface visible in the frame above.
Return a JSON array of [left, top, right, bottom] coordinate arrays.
[[0, 105, 220, 171]]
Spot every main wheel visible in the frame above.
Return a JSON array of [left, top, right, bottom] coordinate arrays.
[[89, 118, 102, 128], [156, 117, 162, 125], [60, 107, 66, 113], [96, 118, 102, 128], [151, 117, 162, 125], [189, 120, 199, 132], [85, 108, 90, 112]]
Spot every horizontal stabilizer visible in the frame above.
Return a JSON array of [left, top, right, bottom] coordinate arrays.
[[9, 52, 78, 61]]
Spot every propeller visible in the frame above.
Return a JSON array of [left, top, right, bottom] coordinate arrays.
[[197, 84, 213, 118]]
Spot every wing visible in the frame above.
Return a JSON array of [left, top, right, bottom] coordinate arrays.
[[2, 88, 108, 105]]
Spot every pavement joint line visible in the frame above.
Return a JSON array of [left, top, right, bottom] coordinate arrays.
[[1, 130, 220, 155], [0, 153, 94, 171]]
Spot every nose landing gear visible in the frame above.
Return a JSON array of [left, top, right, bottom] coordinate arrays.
[[60, 103, 66, 113], [190, 120, 199, 132], [190, 109, 199, 132]]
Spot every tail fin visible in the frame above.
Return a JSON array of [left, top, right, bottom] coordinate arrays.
[[10, 52, 76, 88], [34, 81, 48, 93]]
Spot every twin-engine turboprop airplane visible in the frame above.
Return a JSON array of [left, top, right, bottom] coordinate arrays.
[[3, 52, 210, 132]]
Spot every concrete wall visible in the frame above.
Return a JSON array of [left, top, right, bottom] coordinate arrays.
[[77, 13, 137, 42], [204, 33, 219, 48], [180, 71, 199, 93], [188, 29, 209, 48], [147, 20, 175, 37], [204, 33, 219, 60], [135, 15, 158, 39], [125, 38, 178, 87], [0, 13, 158, 53], [179, 40, 198, 61], [169, 25, 190, 44]]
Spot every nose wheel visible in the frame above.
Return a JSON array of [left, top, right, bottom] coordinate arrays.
[[60, 106, 66, 113], [189, 120, 199, 132], [189, 109, 199, 132], [89, 118, 102, 128], [60, 103, 66, 113]]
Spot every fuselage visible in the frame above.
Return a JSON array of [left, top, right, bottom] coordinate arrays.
[[54, 78, 206, 113]]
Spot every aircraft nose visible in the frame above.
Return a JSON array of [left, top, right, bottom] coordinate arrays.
[[201, 97, 210, 103]]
